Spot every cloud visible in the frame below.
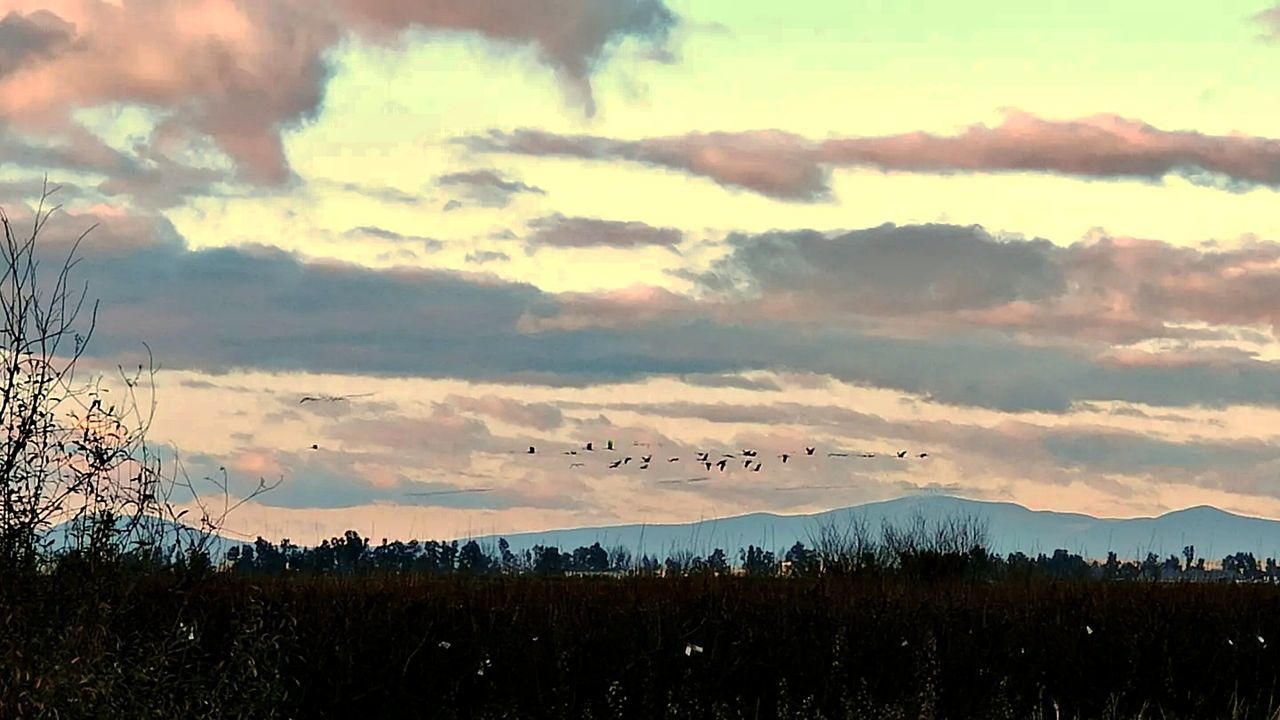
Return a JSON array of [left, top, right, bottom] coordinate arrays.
[[19, 208, 1280, 414], [464, 111, 1280, 201], [343, 225, 443, 251], [463, 128, 827, 201], [524, 213, 683, 252], [333, 0, 678, 116], [0, 9, 74, 77], [465, 250, 510, 265], [0, 0, 677, 189], [436, 169, 544, 209], [692, 224, 1280, 344], [1255, 5, 1280, 39], [444, 394, 564, 431]]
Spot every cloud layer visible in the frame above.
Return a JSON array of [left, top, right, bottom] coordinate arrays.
[[11, 208, 1278, 414], [464, 112, 1280, 201]]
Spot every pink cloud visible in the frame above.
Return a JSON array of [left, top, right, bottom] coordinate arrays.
[[467, 111, 1280, 200], [0, 0, 676, 185]]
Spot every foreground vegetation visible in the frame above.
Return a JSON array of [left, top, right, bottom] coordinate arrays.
[[5, 559, 1280, 719]]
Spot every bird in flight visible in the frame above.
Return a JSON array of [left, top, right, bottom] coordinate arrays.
[[715, 459, 728, 471], [570, 462, 585, 468], [641, 455, 652, 464], [300, 392, 374, 404], [752, 462, 762, 472], [528, 446, 536, 454], [609, 460, 623, 469], [896, 451, 907, 458], [918, 452, 929, 458], [668, 457, 680, 463], [779, 453, 790, 463], [696, 452, 709, 462], [805, 447, 815, 456], [827, 452, 848, 458], [308, 444, 319, 451], [742, 449, 758, 457], [585, 442, 594, 451]]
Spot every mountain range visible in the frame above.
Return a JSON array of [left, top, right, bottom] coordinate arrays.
[[473, 495, 1280, 562]]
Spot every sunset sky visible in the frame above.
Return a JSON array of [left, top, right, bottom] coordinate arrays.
[[4, 0, 1280, 543]]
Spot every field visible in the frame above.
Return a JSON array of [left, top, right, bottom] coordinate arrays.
[[5, 568, 1280, 719]]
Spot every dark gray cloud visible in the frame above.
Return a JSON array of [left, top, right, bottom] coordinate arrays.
[[0, 10, 74, 78], [700, 224, 1063, 314], [693, 224, 1280, 344], [525, 213, 683, 252], [437, 169, 545, 209]]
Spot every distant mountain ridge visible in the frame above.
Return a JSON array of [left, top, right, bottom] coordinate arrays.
[[471, 496, 1280, 562]]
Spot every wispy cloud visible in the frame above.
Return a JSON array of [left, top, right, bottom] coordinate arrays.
[[463, 111, 1280, 201], [437, 169, 545, 209], [525, 213, 683, 252]]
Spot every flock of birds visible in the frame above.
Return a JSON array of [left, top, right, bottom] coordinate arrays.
[[523, 439, 930, 485], [297, 393, 931, 494]]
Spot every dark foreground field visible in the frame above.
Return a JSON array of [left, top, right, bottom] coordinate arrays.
[[4, 572, 1280, 719]]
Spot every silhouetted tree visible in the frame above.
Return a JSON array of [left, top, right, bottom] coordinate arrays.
[[458, 539, 493, 574]]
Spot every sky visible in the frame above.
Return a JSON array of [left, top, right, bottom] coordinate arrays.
[[4, 0, 1280, 544]]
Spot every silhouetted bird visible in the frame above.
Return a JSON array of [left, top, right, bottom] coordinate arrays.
[[742, 449, 757, 457], [570, 462, 585, 468], [642, 455, 652, 464], [624, 457, 632, 464], [716, 459, 728, 471], [704, 462, 713, 471], [752, 462, 762, 472], [563, 450, 577, 455], [668, 457, 680, 462], [827, 452, 848, 457], [528, 446, 536, 454], [721, 453, 736, 458], [696, 452, 709, 462], [779, 453, 790, 463], [640, 464, 649, 470], [896, 451, 907, 458], [859, 453, 876, 458], [743, 459, 753, 468], [609, 460, 623, 469], [918, 452, 928, 458], [805, 447, 815, 456], [585, 442, 594, 451], [607, 440, 614, 451], [309, 444, 319, 450]]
